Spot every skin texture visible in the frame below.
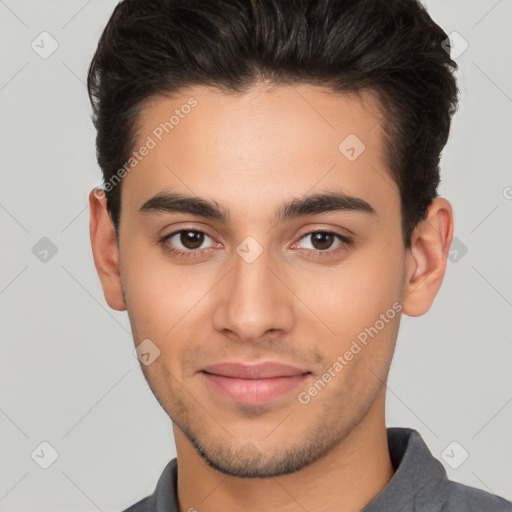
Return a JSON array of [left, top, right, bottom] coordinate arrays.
[[89, 83, 454, 512]]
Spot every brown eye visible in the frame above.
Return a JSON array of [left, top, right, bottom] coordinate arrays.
[[179, 230, 205, 249], [160, 229, 216, 257], [309, 232, 336, 250], [293, 230, 353, 258]]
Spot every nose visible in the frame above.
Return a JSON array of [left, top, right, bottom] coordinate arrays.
[[212, 243, 295, 344]]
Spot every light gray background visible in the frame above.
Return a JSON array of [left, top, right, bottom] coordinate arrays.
[[1, 0, 511, 510]]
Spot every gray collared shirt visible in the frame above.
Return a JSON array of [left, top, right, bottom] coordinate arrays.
[[122, 427, 511, 511]]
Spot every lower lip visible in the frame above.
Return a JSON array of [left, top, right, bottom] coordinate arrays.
[[201, 372, 312, 406]]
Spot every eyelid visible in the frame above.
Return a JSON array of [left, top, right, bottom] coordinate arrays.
[[290, 229, 352, 252], [296, 227, 352, 240]]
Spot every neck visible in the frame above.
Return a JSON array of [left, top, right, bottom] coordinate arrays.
[[174, 392, 394, 512]]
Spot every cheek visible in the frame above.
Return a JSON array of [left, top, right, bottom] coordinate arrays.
[[309, 250, 402, 331], [119, 239, 201, 338], [300, 239, 403, 369], [315, 298, 400, 409]]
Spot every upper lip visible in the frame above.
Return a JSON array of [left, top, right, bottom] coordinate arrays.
[[201, 362, 311, 379]]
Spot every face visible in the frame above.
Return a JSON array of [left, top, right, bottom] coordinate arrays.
[[105, 83, 409, 477]]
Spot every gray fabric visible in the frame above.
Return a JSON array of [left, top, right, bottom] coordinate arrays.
[[122, 428, 511, 511]]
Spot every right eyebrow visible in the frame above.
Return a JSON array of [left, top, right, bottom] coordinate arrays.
[[139, 192, 230, 222]]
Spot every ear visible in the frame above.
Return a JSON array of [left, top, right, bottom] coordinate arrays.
[[89, 188, 126, 311], [402, 197, 454, 317]]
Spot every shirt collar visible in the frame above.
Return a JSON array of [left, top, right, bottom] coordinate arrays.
[[363, 427, 449, 511]]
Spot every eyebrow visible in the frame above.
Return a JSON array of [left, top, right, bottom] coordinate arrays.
[[139, 190, 376, 224]]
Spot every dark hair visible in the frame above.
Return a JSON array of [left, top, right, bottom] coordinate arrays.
[[87, 0, 459, 249]]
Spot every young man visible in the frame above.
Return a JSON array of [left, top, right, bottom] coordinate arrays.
[[87, 0, 511, 510]]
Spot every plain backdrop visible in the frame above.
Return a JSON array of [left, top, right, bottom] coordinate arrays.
[[1, 0, 511, 510]]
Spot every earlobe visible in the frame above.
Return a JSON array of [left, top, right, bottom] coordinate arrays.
[[89, 188, 127, 311], [402, 198, 454, 317]]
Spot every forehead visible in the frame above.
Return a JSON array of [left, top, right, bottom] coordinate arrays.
[[121, 83, 398, 222]]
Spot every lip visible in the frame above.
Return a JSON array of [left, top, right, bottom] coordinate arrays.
[[200, 362, 312, 405], [201, 362, 310, 379]]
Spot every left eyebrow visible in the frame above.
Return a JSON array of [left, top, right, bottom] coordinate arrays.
[[138, 190, 376, 224], [275, 191, 376, 224]]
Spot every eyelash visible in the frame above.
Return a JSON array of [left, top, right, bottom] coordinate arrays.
[[158, 228, 353, 260]]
